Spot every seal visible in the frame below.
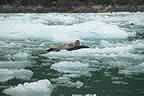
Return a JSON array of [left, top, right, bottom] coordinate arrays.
[[46, 40, 89, 52]]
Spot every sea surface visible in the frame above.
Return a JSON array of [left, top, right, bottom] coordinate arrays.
[[0, 13, 144, 96]]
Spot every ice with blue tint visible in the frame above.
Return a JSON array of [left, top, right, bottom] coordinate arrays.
[[0, 13, 144, 96], [3, 79, 53, 96], [51, 61, 90, 77], [0, 69, 33, 82], [0, 13, 128, 42]]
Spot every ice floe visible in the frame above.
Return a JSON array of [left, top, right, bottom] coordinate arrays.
[[46, 45, 144, 70], [51, 61, 88, 74], [51, 61, 90, 77], [43, 45, 133, 58], [0, 61, 31, 69], [3, 79, 53, 96], [119, 62, 144, 75], [51, 77, 83, 88], [0, 13, 128, 42], [0, 69, 33, 82]]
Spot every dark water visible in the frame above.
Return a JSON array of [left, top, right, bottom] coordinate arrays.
[[0, 13, 144, 96]]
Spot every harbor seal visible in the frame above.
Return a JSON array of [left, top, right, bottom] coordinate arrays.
[[47, 40, 89, 52]]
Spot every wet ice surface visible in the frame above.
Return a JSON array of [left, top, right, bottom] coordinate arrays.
[[0, 13, 144, 96], [0, 69, 33, 82], [3, 79, 53, 96]]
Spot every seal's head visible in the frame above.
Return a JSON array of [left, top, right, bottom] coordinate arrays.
[[74, 40, 80, 47]]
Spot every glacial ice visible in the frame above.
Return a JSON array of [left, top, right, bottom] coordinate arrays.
[[0, 69, 33, 82], [51, 61, 89, 75], [0, 13, 128, 42], [3, 79, 53, 96]]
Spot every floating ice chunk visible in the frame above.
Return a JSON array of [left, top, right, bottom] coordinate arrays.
[[0, 69, 13, 82], [51, 61, 89, 73], [0, 14, 128, 42], [0, 41, 7, 46], [132, 41, 144, 54], [13, 69, 33, 80], [51, 61, 90, 77], [45, 45, 144, 70], [72, 21, 128, 39], [52, 77, 83, 88], [119, 62, 144, 75], [44, 45, 133, 58], [13, 52, 29, 61], [100, 40, 112, 47], [0, 69, 33, 82], [41, 14, 79, 25], [0, 61, 31, 69], [3, 79, 53, 96], [133, 40, 144, 48]]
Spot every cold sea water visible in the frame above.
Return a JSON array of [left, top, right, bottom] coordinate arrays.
[[0, 13, 144, 96]]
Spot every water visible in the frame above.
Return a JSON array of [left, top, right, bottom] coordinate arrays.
[[0, 13, 144, 96]]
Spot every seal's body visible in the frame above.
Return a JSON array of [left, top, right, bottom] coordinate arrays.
[[46, 40, 89, 52]]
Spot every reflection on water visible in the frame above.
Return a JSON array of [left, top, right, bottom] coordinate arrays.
[[0, 13, 144, 96]]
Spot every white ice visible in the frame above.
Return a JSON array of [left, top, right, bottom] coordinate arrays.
[[0, 13, 128, 42], [51, 61, 90, 77], [47, 44, 144, 75], [0, 69, 33, 82], [3, 79, 53, 96], [43, 45, 133, 58], [0, 61, 31, 69], [51, 77, 83, 88], [119, 62, 144, 75]]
